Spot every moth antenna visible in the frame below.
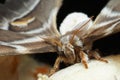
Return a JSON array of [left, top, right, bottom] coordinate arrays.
[[70, 16, 94, 44]]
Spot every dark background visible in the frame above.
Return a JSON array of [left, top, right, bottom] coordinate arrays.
[[0, 0, 120, 66], [57, 0, 109, 26], [0, 0, 5, 3]]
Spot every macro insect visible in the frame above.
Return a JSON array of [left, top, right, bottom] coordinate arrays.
[[0, 0, 120, 76]]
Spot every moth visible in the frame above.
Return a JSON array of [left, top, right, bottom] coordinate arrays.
[[0, 0, 120, 76]]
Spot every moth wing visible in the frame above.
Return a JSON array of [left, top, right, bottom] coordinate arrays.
[[0, 0, 40, 30], [0, 0, 62, 55], [84, 0, 120, 42]]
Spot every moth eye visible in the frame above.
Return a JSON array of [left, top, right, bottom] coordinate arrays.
[[66, 43, 74, 49]]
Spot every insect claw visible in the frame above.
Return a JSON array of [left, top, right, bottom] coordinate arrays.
[[79, 51, 89, 68], [90, 50, 108, 63], [49, 56, 61, 76], [81, 59, 88, 69], [96, 57, 108, 63], [49, 68, 57, 76]]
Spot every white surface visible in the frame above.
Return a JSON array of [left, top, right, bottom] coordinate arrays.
[[50, 55, 120, 80]]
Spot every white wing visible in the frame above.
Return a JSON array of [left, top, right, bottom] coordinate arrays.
[[59, 12, 93, 35]]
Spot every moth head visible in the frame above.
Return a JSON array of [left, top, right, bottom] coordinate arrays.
[[62, 43, 74, 54], [58, 42, 76, 62]]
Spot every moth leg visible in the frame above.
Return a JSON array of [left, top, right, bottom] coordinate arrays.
[[89, 50, 108, 63], [79, 51, 89, 68], [49, 56, 61, 76]]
